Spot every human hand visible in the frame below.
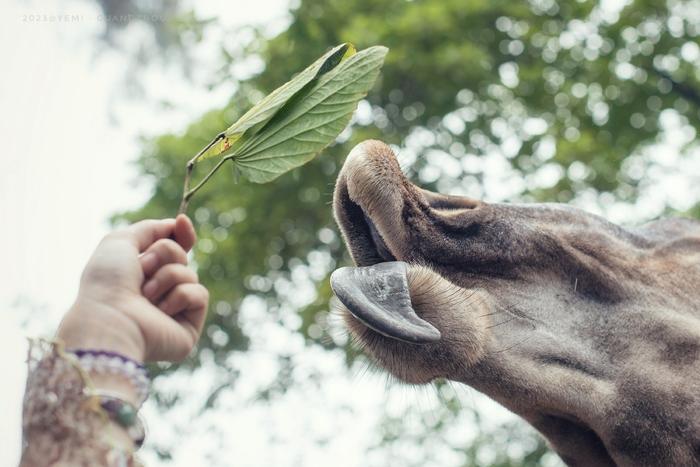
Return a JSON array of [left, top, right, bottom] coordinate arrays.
[[57, 215, 209, 363]]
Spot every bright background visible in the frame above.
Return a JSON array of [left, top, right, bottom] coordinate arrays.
[[2, 0, 700, 465]]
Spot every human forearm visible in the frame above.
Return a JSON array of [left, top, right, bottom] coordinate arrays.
[[20, 340, 140, 467]]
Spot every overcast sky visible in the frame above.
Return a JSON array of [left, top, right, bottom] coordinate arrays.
[[0, 2, 140, 459]]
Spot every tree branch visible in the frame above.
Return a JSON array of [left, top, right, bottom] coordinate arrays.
[[649, 66, 700, 109]]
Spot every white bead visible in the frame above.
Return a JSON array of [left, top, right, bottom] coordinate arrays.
[[109, 358, 121, 372], [71, 352, 150, 405], [96, 355, 108, 368]]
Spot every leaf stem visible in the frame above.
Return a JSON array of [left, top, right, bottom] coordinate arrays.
[[178, 133, 225, 215], [181, 155, 234, 210]]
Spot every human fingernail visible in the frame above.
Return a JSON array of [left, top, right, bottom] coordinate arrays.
[[143, 280, 158, 299]]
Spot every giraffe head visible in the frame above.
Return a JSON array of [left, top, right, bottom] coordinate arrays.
[[331, 140, 700, 466]]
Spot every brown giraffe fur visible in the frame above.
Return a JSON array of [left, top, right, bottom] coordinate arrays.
[[332, 140, 700, 466]]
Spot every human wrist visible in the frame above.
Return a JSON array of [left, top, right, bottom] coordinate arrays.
[[58, 297, 146, 363], [68, 349, 150, 407]]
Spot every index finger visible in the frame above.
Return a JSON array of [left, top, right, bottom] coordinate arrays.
[[173, 214, 196, 252], [127, 218, 176, 253]]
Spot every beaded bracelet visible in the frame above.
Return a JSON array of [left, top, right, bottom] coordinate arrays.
[[90, 390, 146, 448], [68, 349, 150, 406]]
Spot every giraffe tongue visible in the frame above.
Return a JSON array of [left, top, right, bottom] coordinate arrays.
[[330, 261, 441, 344]]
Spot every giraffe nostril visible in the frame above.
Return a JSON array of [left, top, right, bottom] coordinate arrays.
[[419, 188, 480, 212]]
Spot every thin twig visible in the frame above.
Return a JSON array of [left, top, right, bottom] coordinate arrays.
[[178, 133, 226, 215], [647, 66, 700, 108], [182, 155, 232, 207]]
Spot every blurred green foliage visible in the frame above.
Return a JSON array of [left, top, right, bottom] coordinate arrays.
[[109, 0, 700, 464]]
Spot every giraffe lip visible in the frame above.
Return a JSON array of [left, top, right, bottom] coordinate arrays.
[[333, 178, 399, 267], [333, 140, 411, 268], [362, 211, 397, 263], [330, 261, 441, 344]]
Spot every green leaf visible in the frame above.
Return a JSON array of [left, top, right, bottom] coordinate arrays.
[[180, 44, 387, 213], [227, 45, 388, 183], [202, 43, 358, 160]]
